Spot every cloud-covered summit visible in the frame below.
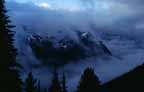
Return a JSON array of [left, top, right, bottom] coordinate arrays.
[[5, 1, 144, 92]]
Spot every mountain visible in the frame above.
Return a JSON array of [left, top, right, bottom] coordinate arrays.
[[6, 1, 144, 92], [27, 31, 112, 65]]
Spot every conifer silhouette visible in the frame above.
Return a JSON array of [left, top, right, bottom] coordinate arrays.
[[25, 72, 37, 92], [49, 65, 62, 92], [37, 80, 41, 92], [44, 88, 48, 92], [77, 68, 100, 92], [0, 0, 22, 92], [62, 72, 67, 92]]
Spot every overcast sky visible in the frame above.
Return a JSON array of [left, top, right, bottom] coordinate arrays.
[[5, 0, 144, 34], [6, 0, 144, 12], [6, 0, 144, 19]]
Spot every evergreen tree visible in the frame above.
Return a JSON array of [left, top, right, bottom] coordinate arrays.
[[44, 88, 47, 92], [37, 80, 41, 92], [25, 72, 37, 92], [77, 68, 100, 92], [62, 72, 67, 92], [49, 65, 62, 92], [0, 0, 22, 92]]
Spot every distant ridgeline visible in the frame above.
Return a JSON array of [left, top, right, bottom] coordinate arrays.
[[26, 31, 112, 65], [102, 64, 144, 92]]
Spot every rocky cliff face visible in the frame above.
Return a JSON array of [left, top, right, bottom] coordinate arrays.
[[27, 31, 112, 65]]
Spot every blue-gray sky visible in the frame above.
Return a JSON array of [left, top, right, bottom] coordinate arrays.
[[6, 0, 144, 20], [6, 0, 141, 13], [6, 0, 144, 34], [7, 0, 144, 31]]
